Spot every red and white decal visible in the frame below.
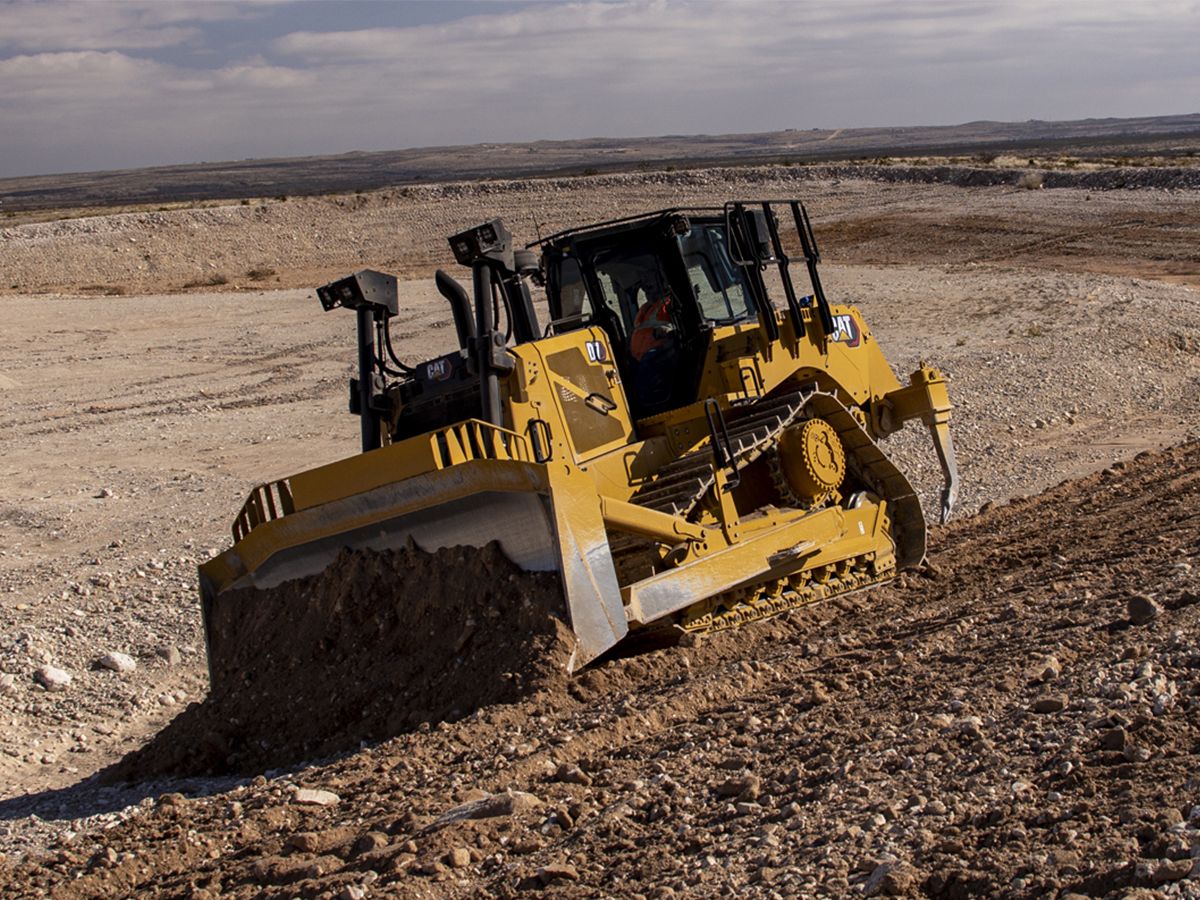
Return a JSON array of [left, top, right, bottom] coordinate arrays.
[[425, 358, 453, 381], [830, 314, 861, 347]]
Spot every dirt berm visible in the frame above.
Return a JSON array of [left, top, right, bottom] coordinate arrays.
[[4, 443, 1198, 898], [113, 542, 573, 777]]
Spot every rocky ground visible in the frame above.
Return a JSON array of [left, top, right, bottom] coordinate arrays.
[[0, 164, 1198, 896], [1, 443, 1198, 898], [2, 163, 1199, 297], [3, 112, 1197, 214]]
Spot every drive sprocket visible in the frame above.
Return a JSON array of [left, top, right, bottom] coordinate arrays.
[[770, 417, 846, 509]]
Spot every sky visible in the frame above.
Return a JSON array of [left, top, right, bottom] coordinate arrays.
[[0, 0, 1197, 179]]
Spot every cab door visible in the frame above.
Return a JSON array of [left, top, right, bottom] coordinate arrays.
[[587, 244, 689, 416]]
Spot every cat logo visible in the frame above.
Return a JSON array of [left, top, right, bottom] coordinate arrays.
[[585, 339, 608, 363], [830, 314, 861, 347], [425, 358, 453, 382]]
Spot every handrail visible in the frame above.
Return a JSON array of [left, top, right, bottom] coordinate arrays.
[[703, 398, 741, 491]]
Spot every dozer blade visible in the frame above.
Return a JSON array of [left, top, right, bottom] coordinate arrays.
[[199, 454, 629, 686]]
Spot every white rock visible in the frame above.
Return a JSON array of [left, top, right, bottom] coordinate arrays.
[[35, 665, 72, 691], [0, 673, 16, 695], [98, 652, 137, 673], [431, 789, 541, 829], [292, 788, 340, 807], [156, 646, 182, 666]]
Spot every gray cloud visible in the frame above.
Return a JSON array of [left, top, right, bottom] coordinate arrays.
[[0, 0, 1196, 178], [0, 1, 262, 52]]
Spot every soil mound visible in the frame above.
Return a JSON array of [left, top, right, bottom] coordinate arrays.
[[114, 542, 572, 777], [7, 444, 1200, 897]]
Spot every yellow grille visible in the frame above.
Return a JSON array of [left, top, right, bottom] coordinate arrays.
[[231, 419, 532, 542]]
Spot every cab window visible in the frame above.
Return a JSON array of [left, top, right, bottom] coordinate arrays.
[[557, 256, 590, 319], [678, 225, 755, 323]]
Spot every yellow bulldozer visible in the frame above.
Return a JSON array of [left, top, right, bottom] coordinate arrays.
[[199, 200, 956, 679]]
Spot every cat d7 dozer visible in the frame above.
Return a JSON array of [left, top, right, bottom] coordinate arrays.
[[199, 201, 956, 677]]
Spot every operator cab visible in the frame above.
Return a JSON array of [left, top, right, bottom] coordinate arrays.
[[540, 211, 759, 418], [321, 204, 834, 452]]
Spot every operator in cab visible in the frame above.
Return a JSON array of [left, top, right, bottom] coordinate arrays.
[[628, 287, 678, 407]]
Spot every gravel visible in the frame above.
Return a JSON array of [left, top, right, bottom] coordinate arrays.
[[0, 167, 1198, 882]]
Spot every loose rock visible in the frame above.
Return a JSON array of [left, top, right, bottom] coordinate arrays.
[[292, 788, 340, 807], [716, 774, 761, 800], [1123, 744, 1152, 763], [33, 666, 71, 692], [1100, 727, 1128, 751], [807, 683, 831, 705], [156, 646, 183, 666], [553, 762, 592, 786], [429, 789, 541, 830], [538, 862, 580, 884], [98, 652, 136, 673], [1146, 857, 1193, 884], [353, 832, 389, 855], [1128, 594, 1162, 625], [865, 861, 915, 896], [1032, 694, 1067, 713], [1031, 655, 1062, 682]]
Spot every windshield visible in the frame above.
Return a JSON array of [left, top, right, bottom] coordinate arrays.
[[677, 224, 755, 323]]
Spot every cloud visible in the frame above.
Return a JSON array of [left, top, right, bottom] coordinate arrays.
[[0, 0, 279, 52], [214, 62, 316, 91], [0, 0, 1197, 177], [0, 51, 171, 102], [263, 0, 1200, 132], [267, 0, 1199, 95]]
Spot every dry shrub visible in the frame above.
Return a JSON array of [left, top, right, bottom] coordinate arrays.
[[246, 267, 276, 281], [1017, 172, 1044, 190], [182, 273, 230, 289]]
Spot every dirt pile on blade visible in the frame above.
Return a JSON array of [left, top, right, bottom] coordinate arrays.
[[114, 542, 572, 778]]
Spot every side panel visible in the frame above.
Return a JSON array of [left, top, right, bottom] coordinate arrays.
[[510, 328, 636, 464], [694, 306, 906, 408]]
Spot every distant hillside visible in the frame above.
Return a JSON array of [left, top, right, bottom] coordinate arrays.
[[2, 113, 1199, 213]]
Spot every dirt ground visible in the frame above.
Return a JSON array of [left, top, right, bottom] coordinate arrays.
[[4, 442, 1198, 898], [3, 164, 1200, 297], [3, 112, 1196, 214], [0, 165, 1198, 896]]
